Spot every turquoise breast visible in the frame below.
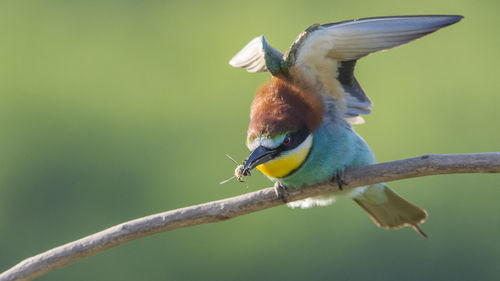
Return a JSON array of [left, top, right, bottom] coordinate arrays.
[[275, 118, 375, 188]]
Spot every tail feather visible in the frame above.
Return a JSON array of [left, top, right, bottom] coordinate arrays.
[[354, 186, 428, 238]]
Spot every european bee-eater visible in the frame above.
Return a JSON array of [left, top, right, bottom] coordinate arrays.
[[229, 15, 462, 237]]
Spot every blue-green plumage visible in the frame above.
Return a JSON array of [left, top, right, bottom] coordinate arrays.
[[230, 15, 463, 237], [276, 100, 375, 188]]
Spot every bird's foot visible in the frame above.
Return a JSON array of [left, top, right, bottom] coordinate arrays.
[[274, 182, 289, 203], [331, 168, 348, 190]]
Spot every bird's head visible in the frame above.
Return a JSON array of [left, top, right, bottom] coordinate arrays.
[[243, 78, 323, 178]]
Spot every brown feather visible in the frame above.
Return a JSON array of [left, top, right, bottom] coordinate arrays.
[[248, 77, 323, 140]]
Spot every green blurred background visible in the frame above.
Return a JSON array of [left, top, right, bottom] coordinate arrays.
[[1, 0, 499, 280]]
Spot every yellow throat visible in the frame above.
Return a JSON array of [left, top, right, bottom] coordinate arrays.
[[257, 134, 313, 178]]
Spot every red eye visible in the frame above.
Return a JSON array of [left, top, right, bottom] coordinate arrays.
[[283, 135, 292, 146]]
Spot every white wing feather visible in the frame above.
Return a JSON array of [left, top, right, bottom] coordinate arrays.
[[229, 36, 267, 72], [322, 16, 462, 60]]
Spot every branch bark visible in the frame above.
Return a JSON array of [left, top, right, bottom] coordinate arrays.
[[1, 153, 500, 281]]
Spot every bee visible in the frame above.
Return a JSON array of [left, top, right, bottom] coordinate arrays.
[[219, 154, 251, 186]]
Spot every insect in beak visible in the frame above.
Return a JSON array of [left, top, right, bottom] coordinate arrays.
[[219, 154, 251, 186]]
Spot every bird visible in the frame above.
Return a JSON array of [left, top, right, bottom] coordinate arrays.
[[228, 15, 463, 237]]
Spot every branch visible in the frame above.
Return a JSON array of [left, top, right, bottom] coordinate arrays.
[[2, 153, 500, 281]]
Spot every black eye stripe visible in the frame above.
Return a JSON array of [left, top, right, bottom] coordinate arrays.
[[279, 127, 309, 151]]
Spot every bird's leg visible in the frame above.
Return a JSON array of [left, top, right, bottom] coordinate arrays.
[[332, 168, 348, 190], [274, 182, 289, 203]]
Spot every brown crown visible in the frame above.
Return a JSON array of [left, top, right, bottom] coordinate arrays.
[[247, 77, 324, 140]]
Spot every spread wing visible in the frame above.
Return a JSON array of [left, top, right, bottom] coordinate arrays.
[[285, 15, 463, 123], [229, 35, 283, 75]]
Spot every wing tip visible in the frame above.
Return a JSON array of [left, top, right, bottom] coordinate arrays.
[[433, 14, 464, 27], [442, 14, 464, 21], [228, 35, 265, 69]]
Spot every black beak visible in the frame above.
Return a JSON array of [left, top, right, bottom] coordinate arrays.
[[242, 145, 279, 175]]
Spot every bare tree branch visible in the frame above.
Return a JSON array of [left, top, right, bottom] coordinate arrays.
[[1, 153, 500, 281]]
